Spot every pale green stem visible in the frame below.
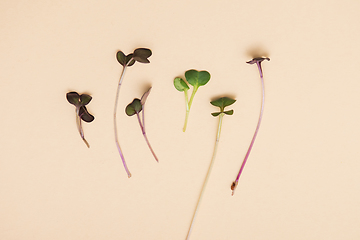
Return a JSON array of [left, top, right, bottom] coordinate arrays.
[[183, 89, 189, 132], [183, 86, 198, 132], [186, 113, 224, 240]]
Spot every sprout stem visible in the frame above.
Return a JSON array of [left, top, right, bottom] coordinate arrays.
[[136, 113, 158, 162], [114, 64, 131, 178], [183, 89, 189, 132], [183, 86, 198, 132], [142, 103, 146, 131], [232, 62, 265, 195], [186, 113, 224, 240], [76, 108, 90, 148]]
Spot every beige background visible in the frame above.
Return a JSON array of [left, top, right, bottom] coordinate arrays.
[[1, 0, 360, 239]]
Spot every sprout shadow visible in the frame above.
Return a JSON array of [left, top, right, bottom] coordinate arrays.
[[246, 45, 270, 59]]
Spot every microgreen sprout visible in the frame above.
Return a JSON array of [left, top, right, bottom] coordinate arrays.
[[231, 57, 269, 196], [114, 48, 152, 178], [125, 87, 158, 162], [66, 91, 94, 148], [186, 97, 235, 240], [174, 69, 211, 132]]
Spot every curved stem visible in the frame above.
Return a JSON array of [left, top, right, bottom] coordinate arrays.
[[114, 65, 131, 178], [76, 108, 90, 148], [136, 113, 158, 162], [183, 86, 198, 132], [142, 103, 145, 131], [186, 113, 224, 240], [232, 62, 265, 195]]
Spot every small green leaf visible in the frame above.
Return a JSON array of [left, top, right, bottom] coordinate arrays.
[[125, 104, 136, 116], [116, 51, 126, 66], [79, 106, 95, 122], [224, 110, 234, 115], [210, 97, 236, 111], [185, 70, 210, 87], [174, 77, 189, 92], [132, 99, 142, 112], [66, 92, 81, 106], [80, 94, 92, 105], [133, 48, 152, 63], [125, 98, 142, 116], [211, 112, 221, 117], [198, 71, 211, 86]]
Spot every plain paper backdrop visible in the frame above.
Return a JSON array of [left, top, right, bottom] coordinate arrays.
[[1, 0, 360, 239]]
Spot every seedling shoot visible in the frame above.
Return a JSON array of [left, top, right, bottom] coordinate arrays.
[[186, 97, 235, 240], [125, 87, 158, 162], [174, 69, 211, 132], [231, 57, 269, 196], [114, 48, 152, 178], [66, 91, 95, 148]]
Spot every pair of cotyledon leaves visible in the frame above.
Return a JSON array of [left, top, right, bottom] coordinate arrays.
[[125, 87, 151, 116], [174, 70, 211, 92], [174, 70, 235, 116], [66, 92, 95, 122], [116, 48, 152, 67], [210, 97, 236, 117]]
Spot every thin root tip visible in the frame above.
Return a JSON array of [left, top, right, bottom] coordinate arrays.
[[231, 181, 238, 196], [83, 139, 90, 148], [127, 173, 132, 178]]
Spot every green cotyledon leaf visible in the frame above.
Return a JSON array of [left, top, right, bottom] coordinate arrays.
[[185, 69, 210, 87], [210, 97, 236, 112], [174, 77, 190, 92], [133, 48, 152, 63], [125, 98, 142, 116]]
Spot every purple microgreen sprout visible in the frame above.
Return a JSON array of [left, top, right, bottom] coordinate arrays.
[[66, 91, 95, 148], [125, 87, 158, 162], [231, 57, 269, 196], [174, 70, 211, 132], [186, 97, 236, 240], [114, 48, 152, 178]]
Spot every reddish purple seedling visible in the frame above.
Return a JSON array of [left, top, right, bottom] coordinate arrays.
[[125, 87, 158, 162], [114, 48, 152, 178], [231, 57, 269, 196], [66, 91, 94, 148]]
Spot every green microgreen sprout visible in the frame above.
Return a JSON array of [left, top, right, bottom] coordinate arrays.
[[66, 91, 94, 148], [125, 87, 158, 162], [231, 57, 269, 196], [186, 97, 236, 240], [114, 48, 152, 178], [174, 69, 211, 132]]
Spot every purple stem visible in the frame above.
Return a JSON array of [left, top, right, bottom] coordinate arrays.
[[136, 112, 158, 162], [114, 64, 132, 178], [232, 61, 265, 196], [76, 108, 90, 148]]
